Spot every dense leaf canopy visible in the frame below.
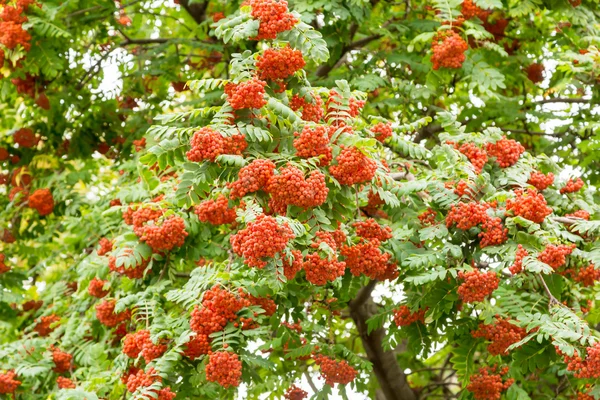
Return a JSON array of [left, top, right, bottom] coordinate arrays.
[[0, 1, 599, 400]]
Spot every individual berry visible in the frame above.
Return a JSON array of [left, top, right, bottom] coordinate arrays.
[[284, 385, 308, 400], [329, 146, 377, 186], [183, 334, 212, 359], [97, 238, 113, 256], [13, 128, 39, 148], [313, 355, 357, 386], [560, 178, 584, 194], [457, 270, 499, 303], [289, 93, 324, 122], [0, 371, 21, 394], [431, 31, 468, 70], [205, 351, 242, 388], [230, 214, 294, 268], [95, 300, 131, 327], [33, 314, 60, 336], [228, 159, 276, 199], [88, 278, 110, 298], [509, 245, 528, 274], [565, 210, 590, 220], [506, 189, 552, 223], [393, 305, 426, 327], [256, 46, 305, 81], [527, 63, 544, 83], [371, 122, 393, 142], [537, 243, 576, 270], [467, 365, 514, 400], [52, 348, 73, 373], [471, 317, 527, 355], [293, 125, 332, 166], [485, 138, 525, 168], [266, 166, 329, 214], [28, 189, 54, 216], [245, 0, 298, 40], [109, 250, 151, 279], [56, 376, 75, 389], [478, 217, 508, 248], [458, 143, 488, 173], [224, 78, 267, 109], [352, 219, 393, 242], [528, 171, 554, 191], [195, 195, 237, 225]]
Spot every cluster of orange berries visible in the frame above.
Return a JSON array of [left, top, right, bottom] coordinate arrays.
[[183, 334, 212, 360], [313, 355, 357, 386], [125, 367, 176, 400], [526, 63, 544, 83], [431, 31, 468, 70], [56, 376, 75, 389], [457, 143, 488, 173], [186, 127, 247, 162], [256, 46, 305, 86], [353, 219, 393, 241], [0, 370, 21, 394], [457, 270, 499, 303], [282, 250, 304, 280], [87, 278, 109, 298], [329, 146, 377, 185], [537, 243, 576, 270], [225, 78, 267, 109], [343, 238, 395, 279], [135, 215, 188, 252], [13, 128, 39, 148], [190, 285, 249, 337], [467, 365, 514, 400], [560, 178, 584, 194], [245, 0, 298, 40], [230, 214, 294, 268], [229, 159, 276, 198], [509, 245, 528, 274], [28, 188, 54, 216], [562, 342, 600, 378], [51, 347, 73, 373], [478, 216, 508, 248], [0, 0, 36, 55], [371, 122, 393, 142], [267, 166, 329, 214], [565, 264, 600, 287], [22, 299, 42, 311], [33, 314, 60, 336], [418, 208, 437, 225], [289, 93, 324, 123], [565, 210, 590, 220], [195, 195, 237, 225], [293, 125, 332, 166], [506, 189, 552, 223], [0, 253, 9, 274], [461, 0, 490, 20], [446, 201, 491, 230], [284, 385, 308, 400], [109, 250, 150, 279], [95, 299, 131, 328], [326, 90, 365, 120], [123, 330, 167, 363], [471, 317, 527, 355], [205, 351, 243, 387], [485, 138, 525, 168], [97, 238, 113, 256], [393, 305, 426, 327], [302, 231, 346, 285], [528, 171, 554, 191]]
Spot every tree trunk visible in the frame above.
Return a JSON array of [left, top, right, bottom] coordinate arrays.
[[349, 281, 417, 400], [179, 0, 208, 24]]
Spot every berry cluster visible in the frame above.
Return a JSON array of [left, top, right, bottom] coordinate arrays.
[[562, 342, 600, 378], [109, 250, 150, 279], [87, 278, 109, 298], [329, 146, 377, 185], [371, 122, 393, 142], [509, 245, 528, 274], [485, 138, 525, 168], [393, 305, 426, 327], [431, 31, 468, 70], [461, 0, 490, 20], [537, 243, 576, 270], [478, 217, 508, 248], [467, 365, 514, 400], [0, 371, 21, 394], [457, 143, 488, 173], [560, 178, 584, 194], [289, 93, 324, 122], [342, 239, 391, 279], [353, 219, 392, 241], [506, 189, 552, 223], [95, 300, 131, 327], [267, 166, 329, 214], [97, 238, 113, 256], [22, 299, 43, 311], [225, 78, 267, 109], [230, 214, 294, 268], [446, 202, 490, 230], [293, 125, 332, 166], [0, 1, 35, 53], [569, 264, 600, 287], [123, 330, 167, 363], [282, 250, 303, 280], [284, 385, 308, 400], [33, 314, 60, 336], [313, 355, 357, 386], [471, 317, 527, 355], [56, 376, 75, 389], [186, 127, 247, 162], [418, 208, 437, 225], [51, 347, 73, 373], [124, 206, 164, 226], [125, 367, 176, 400], [302, 232, 346, 285], [0, 254, 9, 274], [228, 159, 276, 199], [457, 270, 499, 303], [528, 171, 554, 191], [205, 351, 243, 388], [14, 128, 39, 148], [28, 188, 54, 216], [256, 46, 305, 83], [526, 63, 544, 83], [135, 215, 188, 252], [565, 210, 590, 220], [195, 195, 237, 225], [245, 0, 298, 40], [183, 334, 211, 359], [190, 285, 249, 335]]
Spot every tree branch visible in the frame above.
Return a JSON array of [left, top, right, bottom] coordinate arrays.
[[178, 0, 209, 24], [533, 98, 591, 105]]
